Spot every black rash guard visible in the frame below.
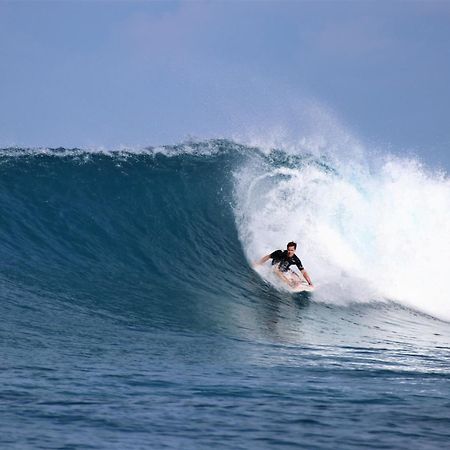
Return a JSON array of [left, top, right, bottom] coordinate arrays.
[[270, 250, 304, 273]]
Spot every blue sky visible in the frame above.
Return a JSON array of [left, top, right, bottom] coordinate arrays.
[[1, 1, 450, 168]]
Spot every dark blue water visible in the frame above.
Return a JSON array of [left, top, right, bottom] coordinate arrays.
[[1, 141, 449, 449]]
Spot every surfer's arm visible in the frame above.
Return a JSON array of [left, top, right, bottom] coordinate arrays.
[[301, 269, 314, 287], [254, 254, 271, 267]]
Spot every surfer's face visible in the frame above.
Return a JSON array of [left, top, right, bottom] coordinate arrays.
[[287, 246, 296, 257]]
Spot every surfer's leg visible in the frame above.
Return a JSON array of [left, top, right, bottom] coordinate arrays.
[[284, 271, 302, 288], [287, 270, 302, 287], [274, 267, 295, 287], [291, 270, 308, 285]]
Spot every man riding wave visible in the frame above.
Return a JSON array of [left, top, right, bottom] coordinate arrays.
[[255, 241, 314, 289]]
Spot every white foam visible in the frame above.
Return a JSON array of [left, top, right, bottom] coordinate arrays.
[[0, 139, 230, 159], [234, 144, 450, 322]]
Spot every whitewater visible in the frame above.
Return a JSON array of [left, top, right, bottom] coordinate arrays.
[[1, 139, 449, 449]]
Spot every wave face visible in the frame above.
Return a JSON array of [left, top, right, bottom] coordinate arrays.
[[2, 140, 449, 322], [0, 141, 259, 334], [1, 140, 450, 449]]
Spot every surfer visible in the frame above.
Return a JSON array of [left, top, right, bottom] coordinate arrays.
[[255, 241, 314, 289]]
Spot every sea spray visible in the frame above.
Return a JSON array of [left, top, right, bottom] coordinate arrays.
[[234, 148, 450, 321]]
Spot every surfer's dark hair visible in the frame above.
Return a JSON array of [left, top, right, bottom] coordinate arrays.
[[287, 241, 297, 249]]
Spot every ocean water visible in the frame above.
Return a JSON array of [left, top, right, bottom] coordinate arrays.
[[1, 139, 449, 449]]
